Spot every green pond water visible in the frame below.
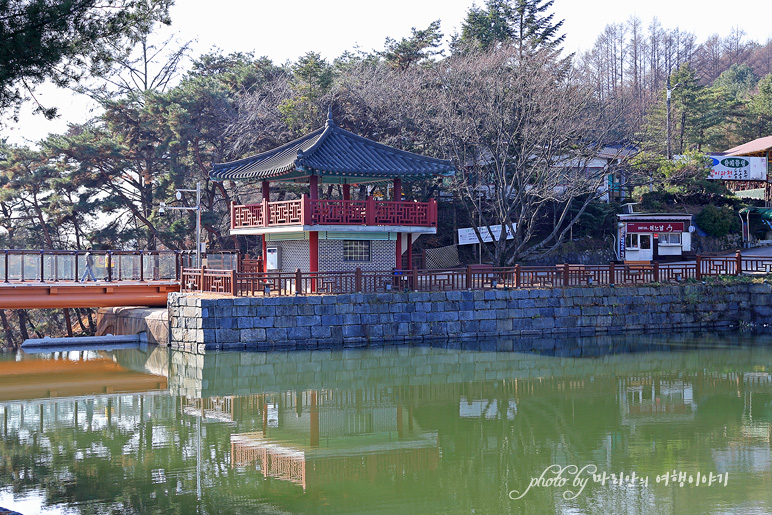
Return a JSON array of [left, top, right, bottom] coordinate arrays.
[[1, 332, 772, 514]]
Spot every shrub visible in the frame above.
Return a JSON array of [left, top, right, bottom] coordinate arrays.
[[695, 204, 741, 237]]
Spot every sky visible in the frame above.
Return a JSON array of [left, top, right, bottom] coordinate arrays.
[[5, 0, 771, 146]]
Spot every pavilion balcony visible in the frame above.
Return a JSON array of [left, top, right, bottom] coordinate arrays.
[[230, 194, 437, 232]]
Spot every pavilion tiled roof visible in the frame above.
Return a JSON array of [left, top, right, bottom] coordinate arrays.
[[210, 111, 455, 183]]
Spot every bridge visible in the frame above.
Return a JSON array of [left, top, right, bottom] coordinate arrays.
[[0, 249, 184, 309]]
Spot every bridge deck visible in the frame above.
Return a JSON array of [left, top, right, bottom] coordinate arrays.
[[0, 280, 179, 309]]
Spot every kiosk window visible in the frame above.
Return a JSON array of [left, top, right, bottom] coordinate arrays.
[[639, 234, 651, 249], [625, 234, 639, 249], [659, 233, 681, 245]]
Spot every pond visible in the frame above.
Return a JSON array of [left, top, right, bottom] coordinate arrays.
[[1, 332, 772, 514]]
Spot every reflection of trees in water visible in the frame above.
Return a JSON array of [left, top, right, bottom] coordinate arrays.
[[4, 344, 772, 512]]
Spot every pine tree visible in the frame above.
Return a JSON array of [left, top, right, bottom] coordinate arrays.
[[0, 0, 172, 120], [456, 0, 565, 53]]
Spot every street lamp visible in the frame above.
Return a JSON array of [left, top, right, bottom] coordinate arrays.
[[159, 182, 203, 267]]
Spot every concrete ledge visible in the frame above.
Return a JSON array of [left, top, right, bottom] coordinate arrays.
[[97, 306, 169, 345]]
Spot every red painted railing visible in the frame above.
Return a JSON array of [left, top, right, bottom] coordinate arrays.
[[182, 251, 772, 297], [231, 195, 438, 230]]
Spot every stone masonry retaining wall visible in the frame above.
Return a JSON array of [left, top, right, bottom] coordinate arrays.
[[168, 282, 772, 353]]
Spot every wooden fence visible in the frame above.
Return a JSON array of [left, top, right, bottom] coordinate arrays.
[[181, 251, 772, 297]]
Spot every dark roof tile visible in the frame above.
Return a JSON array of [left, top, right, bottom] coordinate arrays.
[[211, 117, 454, 182]]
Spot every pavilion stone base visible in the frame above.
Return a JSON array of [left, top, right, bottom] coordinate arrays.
[[167, 282, 772, 353]]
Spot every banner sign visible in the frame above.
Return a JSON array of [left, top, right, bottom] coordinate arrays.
[[707, 155, 767, 181], [458, 224, 516, 245], [627, 222, 684, 233]]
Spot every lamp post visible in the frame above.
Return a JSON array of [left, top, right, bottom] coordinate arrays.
[[159, 182, 202, 266]]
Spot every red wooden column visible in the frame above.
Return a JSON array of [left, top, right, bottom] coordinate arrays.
[[406, 234, 413, 270], [393, 177, 402, 201], [396, 233, 402, 269], [309, 232, 319, 292], [309, 175, 319, 200], [309, 175, 319, 292], [262, 181, 270, 201], [342, 183, 350, 200], [261, 181, 270, 269]]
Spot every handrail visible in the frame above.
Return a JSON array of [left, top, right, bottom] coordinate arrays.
[[232, 196, 438, 229], [183, 251, 772, 297], [0, 249, 184, 283]]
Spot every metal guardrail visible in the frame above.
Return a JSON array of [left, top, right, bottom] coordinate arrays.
[[0, 249, 187, 283], [182, 251, 772, 297]]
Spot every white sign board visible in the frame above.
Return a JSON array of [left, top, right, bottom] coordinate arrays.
[[458, 224, 516, 245], [707, 155, 767, 181]]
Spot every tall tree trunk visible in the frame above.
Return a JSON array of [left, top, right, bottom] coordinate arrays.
[[63, 309, 74, 337], [16, 309, 30, 341], [0, 310, 14, 348], [86, 309, 96, 335], [74, 308, 89, 334]]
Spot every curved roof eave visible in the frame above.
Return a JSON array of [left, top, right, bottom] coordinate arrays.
[[210, 115, 455, 182]]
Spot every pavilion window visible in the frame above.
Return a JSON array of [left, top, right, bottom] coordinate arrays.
[[343, 241, 371, 262]]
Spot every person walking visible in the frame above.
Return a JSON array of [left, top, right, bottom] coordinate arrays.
[[80, 247, 97, 282]]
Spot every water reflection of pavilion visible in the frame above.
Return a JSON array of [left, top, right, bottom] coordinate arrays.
[[228, 390, 439, 490]]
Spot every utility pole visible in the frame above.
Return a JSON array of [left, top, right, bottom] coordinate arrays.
[[666, 76, 680, 161], [666, 75, 672, 161]]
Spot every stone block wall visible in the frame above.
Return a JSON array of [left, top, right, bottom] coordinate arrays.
[[168, 282, 772, 353]]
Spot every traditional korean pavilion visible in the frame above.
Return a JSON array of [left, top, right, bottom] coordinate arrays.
[[211, 110, 455, 274]]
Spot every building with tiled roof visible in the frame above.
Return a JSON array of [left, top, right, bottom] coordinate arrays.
[[211, 109, 455, 282]]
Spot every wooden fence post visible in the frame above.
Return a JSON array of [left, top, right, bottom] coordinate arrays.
[[562, 263, 569, 287], [295, 268, 302, 294], [609, 262, 615, 286], [653, 261, 659, 283], [466, 264, 473, 290], [230, 269, 237, 296], [106, 251, 112, 282], [411, 267, 418, 291], [736, 250, 742, 276], [695, 255, 702, 281], [39, 250, 45, 283], [200, 265, 206, 292], [355, 267, 362, 292], [515, 264, 521, 289]]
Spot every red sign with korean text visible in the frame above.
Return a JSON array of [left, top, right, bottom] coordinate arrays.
[[626, 222, 684, 233]]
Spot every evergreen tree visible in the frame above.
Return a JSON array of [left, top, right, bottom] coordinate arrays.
[[744, 74, 772, 140], [0, 0, 172, 120], [456, 0, 565, 53], [380, 20, 444, 70]]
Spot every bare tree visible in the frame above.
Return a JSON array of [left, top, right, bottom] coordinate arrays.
[[425, 47, 627, 264]]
